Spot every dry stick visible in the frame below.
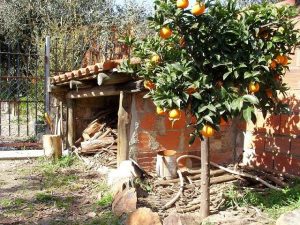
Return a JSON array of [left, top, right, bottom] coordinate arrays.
[[210, 162, 282, 191], [155, 169, 226, 186], [243, 165, 288, 188], [163, 170, 184, 209], [177, 155, 282, 191]]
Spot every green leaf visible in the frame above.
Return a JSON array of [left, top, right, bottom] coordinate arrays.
[[243, 107, 253, 122], [243, 95, 259, 105], [203, 115, 213, 124]]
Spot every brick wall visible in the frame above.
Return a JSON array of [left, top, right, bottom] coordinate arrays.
[[244, 27, 300, 175], [129, 93, 245, 172]]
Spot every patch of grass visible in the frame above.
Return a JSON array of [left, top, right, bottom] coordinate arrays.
[[224, 182, 300, 219], [0, 198, 26, 208], [36, 192, 74, 209], [88, 212, 121, 225], [97, 193, 113, 207]]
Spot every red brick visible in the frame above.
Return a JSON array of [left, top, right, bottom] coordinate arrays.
[[280, 115, 300, 135], [137, 151, 156, 158], [165, 112, 187, 130], [280, 95, 300, 113], [140, 113, 156, 130], [274, 154, 300, 176], [255, 114, 280, 134], [137, 132, 151, 151], [252, 133, 265, 154], [211, 152, 233, 164], [137, 157, 155, 164], [156, 130, 181, 150], [254, 151, 274, 170], [291, 138, 300, 156], [265, 136, 291, 154], [134, 93, 147, 112]]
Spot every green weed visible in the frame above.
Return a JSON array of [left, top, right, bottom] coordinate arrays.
[[36, 192, 74, 209], [88, 212, 121, 225], [96, 193, 113, 207], [0, 198, 26, 208], [224, 183, 300, 219]]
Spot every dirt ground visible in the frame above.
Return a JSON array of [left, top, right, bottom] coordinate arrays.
[[0, 159, 118, 225], [0, 158, 277, 225]]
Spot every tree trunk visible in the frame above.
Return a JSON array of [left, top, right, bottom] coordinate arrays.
[[200, 137, 210, 219]]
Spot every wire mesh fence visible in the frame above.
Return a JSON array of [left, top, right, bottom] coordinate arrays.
[[0, 41, 45, 142]]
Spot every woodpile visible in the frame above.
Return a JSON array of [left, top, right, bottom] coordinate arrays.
[[75, 109, 118, 165]]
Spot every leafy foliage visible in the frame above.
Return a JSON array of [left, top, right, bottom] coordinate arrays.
[[120, 0, 300, 140]]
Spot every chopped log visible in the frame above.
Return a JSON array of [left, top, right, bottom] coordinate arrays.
[[43, 134, 62, 159], [80, 136, 115, 152], [82, 120, 105, 140]]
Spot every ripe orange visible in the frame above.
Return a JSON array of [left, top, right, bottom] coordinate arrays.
[[248, 82, 260, 93], [151, 55, 160, 64], [177, 0, 189, 9], [160, 27, 172, 39], [269, 60, 277, 70], [179, 37, 186, 48], [219, 117, 228, 126], [168, 109, 181, 120], [156, 107, 166, 116], [144, 80, 156, 90], [201, 125, 214, 137], [185, 86, 198, 95], [191, 2, 205, 16], [276, 55, 288, 66], [266, 89, 272, 98]]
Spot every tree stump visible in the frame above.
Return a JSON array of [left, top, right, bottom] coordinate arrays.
[[43, 134, 62, 159]]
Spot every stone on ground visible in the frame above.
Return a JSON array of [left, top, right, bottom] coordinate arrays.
[[163, 213, 201, 225], [276, 209, 300, 225], [112, 188, 137, 217], [126, 207, 161, 225]]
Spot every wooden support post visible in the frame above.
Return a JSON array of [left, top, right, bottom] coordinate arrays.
[[67, 99, 75, 148], [200, 137, 210, 219], [117, 91, 132, 166]]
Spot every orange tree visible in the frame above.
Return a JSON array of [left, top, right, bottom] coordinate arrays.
[[120, 0, 300, 217]]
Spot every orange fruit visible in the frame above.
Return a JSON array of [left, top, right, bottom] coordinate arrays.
[[160, 27, 172, 39], [144, 80, 156, 90], [276, 55, 288, 66], [220, 117, 228, 126], [201, 125, 214, 137], [177, 0, 189, 9], [269, 60, 277, 70], [168, 109, 181, 120], [151, 55, 160, 64], [156, 107, 166, 116], [248, 82, 260, 93], [266, 89, 273, 98], [185, 86, 198, 95], [191, 2, 205, 16], [179, 37, 186, 48]]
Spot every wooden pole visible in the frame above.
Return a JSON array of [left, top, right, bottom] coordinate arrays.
[[117, 91, 132, 166], [200, 137, 210, 219], [67, 99, 75, 148], [44, 36, 51, 133]]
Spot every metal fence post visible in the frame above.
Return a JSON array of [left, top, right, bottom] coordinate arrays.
[[45, 36, 51, 132]]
